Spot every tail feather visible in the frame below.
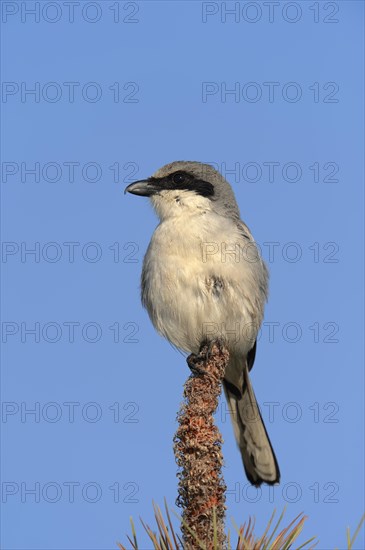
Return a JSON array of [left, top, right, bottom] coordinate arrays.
[[223, 365, 280, 486]]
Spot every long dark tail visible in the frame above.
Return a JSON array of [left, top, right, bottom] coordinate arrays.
[[223, 363, 280, 486]]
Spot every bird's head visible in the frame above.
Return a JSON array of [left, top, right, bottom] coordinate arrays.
[[124, 161, 240, 221]]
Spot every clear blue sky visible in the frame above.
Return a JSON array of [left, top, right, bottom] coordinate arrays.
[[1, 1, 364, 549]]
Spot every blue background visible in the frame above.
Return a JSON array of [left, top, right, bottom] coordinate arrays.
[[1, 1, 364, 548]]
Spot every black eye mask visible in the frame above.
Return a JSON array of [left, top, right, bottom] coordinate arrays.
[[150, 171, 215, 198], [125, 171, 215, 198]]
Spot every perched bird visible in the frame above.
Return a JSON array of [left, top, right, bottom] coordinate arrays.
[[125, 161, 280, 486]]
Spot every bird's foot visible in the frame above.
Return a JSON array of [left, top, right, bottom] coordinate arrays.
[[187, 353, 207, 376], [187, 339, 224, 376]]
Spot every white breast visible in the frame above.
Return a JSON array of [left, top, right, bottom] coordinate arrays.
[[141, 208, 267, 356]]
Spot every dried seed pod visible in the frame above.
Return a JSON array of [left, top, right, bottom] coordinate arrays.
[[174, 341, 229, 549]]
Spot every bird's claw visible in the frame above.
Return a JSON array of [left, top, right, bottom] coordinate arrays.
[[187, 353, 207, 376], [187, 339, 224, 376]]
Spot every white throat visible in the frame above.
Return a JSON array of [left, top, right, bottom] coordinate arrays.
[[150, 189, 213, 221]]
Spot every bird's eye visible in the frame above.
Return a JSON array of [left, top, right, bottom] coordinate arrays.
[[172, 172, 186, 184]]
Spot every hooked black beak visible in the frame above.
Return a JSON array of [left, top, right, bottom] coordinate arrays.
[[124, 178, 158, 197]]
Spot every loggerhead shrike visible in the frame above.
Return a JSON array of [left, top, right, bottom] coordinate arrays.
[[125, 161, 280, 486]]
